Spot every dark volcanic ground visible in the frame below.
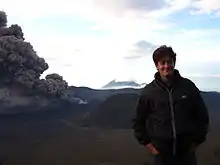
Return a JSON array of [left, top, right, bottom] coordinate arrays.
[[0, 114, 219, 165]]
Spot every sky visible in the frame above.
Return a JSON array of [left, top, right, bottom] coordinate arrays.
[[1, 0, 220, 91]]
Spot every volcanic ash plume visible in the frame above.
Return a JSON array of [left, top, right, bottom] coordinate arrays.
[[0, 11, 72, 100]]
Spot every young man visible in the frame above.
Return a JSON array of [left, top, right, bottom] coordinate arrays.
[[132, 45, 209, 165]]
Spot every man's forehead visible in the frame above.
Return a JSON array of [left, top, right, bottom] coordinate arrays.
[[159, 55, 173, 61]]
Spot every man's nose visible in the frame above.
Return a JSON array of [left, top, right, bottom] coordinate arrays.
[[164, 62, 170, 68]]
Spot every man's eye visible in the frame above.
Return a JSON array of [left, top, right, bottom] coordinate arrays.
[[160, 60, 172, 65]]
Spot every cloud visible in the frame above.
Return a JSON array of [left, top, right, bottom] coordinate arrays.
[[190, 0, 220, 16], [126, 0, 167, 11], [178, 28, 220, 37], [186, 74, 220, 78], [125, 40, 157, 59], [1, 0, 190, 21], [124, 55, 143, 60], [1, 0, 166, 20], [62, 63, 74, 67], [92, 0, 192, 18], [135, 40, 157, 53], [88, 0, 192, 36], [2, 0, 189, 33], [93, 0, 167, 13], [180, 61, 220, 75]]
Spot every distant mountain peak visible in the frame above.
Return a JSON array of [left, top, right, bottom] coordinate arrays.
[[102, 79, 146, 89]]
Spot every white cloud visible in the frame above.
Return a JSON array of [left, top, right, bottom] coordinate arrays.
[[29, 24, 220, 87], [0, 0, 189, 21], [32, 33, 134, 87], [184, 73, 220, 78], [145, 0, 191, 18], [92, 0, 168, 17], [191, 0, 220, 15], [1, 0, 87, 19], [1, 0, 177, 51], [2, 0, 188, 37], [1, 0, 194, 43], [144, 28, 220, 63]]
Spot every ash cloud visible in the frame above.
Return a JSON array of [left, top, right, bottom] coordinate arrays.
[[0, 11, 78, 103]]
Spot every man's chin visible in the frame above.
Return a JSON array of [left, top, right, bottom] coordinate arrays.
[[164, 73, 173, 77]]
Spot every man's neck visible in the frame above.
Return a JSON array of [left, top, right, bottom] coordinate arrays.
[[160, 74, 174, 88]]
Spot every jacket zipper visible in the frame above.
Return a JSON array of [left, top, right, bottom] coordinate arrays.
[[167, 88, 176, 155], [156, 80, 177, 155]]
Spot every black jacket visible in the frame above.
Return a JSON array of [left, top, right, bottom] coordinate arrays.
[[132, 70, 209, 155]]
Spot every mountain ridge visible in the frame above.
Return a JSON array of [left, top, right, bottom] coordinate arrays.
[[101, 79, 146, 89]]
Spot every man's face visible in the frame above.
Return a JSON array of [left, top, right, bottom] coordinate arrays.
[[156, 56, 175, 77]]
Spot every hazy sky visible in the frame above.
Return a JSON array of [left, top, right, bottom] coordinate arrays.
[[2, 0, 220, 91]]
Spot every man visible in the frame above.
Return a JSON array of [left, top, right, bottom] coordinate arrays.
[[132, 45, 209, 165]]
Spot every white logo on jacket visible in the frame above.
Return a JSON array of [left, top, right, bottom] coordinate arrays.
[[181, 95, 187, 99]]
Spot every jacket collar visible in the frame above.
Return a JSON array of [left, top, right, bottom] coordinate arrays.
[[154, 69, 181, 90]]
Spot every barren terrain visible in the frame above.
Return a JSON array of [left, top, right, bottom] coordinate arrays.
[[0, 117, 219, 165]]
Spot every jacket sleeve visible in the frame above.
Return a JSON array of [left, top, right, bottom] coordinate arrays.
[[132, 92, 151, 146], [190, 83, 210, 145]]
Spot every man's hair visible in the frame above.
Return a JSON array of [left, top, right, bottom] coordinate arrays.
[[152, 45, 176, 65]]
